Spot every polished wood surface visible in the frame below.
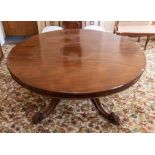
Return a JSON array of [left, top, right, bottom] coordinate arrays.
[[62, 21, 82, 29], [3, 21, 38, 36], [7, 29, 146, 98]]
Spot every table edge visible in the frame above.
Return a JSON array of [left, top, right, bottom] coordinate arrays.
[[7, 66, 145, 99]]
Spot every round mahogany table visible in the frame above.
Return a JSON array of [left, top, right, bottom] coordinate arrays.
[[7, 29, 146, 125]]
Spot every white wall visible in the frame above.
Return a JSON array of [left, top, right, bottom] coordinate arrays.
[[0, 22, 5, 45], [103, 21, 115, 32]]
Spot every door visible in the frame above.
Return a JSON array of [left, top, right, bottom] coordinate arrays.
[[2, 21, 38, 36]]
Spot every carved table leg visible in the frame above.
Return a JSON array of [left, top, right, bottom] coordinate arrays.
[[91, 98, 120, 125], [32, 97, 60, 124]]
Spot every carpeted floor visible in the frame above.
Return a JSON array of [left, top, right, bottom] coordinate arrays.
[[0, 37, 155, 133]]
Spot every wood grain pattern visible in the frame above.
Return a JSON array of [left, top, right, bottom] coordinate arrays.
[[7, 29, 146, 98], [3, 21, 38, 36], [62, 21, 82, 29]]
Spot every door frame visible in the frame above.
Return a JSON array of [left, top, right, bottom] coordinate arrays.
[[0, 21, 5, 45]]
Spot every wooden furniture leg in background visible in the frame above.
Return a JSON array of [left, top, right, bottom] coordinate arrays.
[[144, 35, 150, 50], [32, 97, 60, 124], [137, 36, 141, 42], [91, 98, 121, 125]]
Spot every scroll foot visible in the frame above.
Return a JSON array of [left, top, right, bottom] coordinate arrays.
[[32, 97, 60, 124], [91, 98, 121, 125]]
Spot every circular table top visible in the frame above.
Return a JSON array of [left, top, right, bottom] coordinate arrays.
[[7, 29, 146, 98]]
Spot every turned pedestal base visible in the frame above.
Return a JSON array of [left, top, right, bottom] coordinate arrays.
[[32, 97, 120, 125]]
